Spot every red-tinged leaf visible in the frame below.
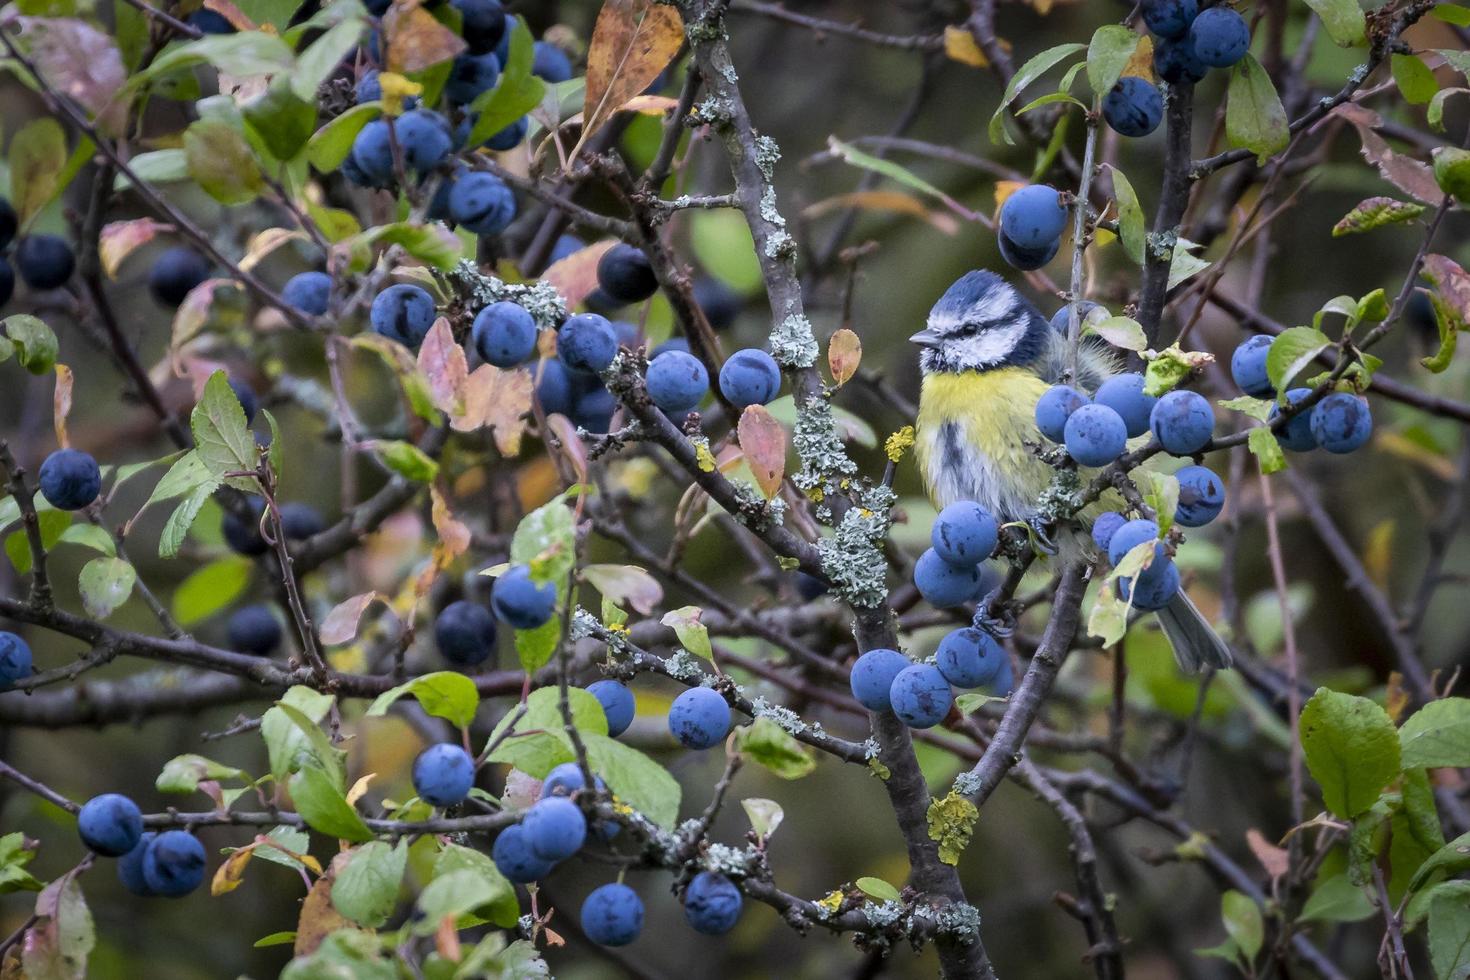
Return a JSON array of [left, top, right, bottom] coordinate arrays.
[[430, 485, 471, 560], [582, 0, 683, 141], [541, 239, 617, 309], [294, 859, 351, 956], [1420, 254, 1470, 373], [53, 364, 73, 449], [99, 218, 170, 278], [1246, 828, 1289, 880], [417, 317, 468, 415], [738, 405, 786, 499], [544, 412, 590, 484], [319, 591, 385, 645], [1331, 196, 1427, 237], [827, 328, 862, 386], [383, 2, 466, 74], [582, 564, 663, 615], [1333, 104, 1444, 205], [240, 227, 309, 272], [452, 363, 533, 455], [435, 914, 461, 961], [22, 868, 93, 979], [11, 18, 127, 132]]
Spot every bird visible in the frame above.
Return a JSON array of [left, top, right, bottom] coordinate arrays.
[[910, 270, 1232, 673]]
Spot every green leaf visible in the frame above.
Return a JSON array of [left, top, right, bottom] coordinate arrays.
[[1219, 395, 1273, 422], [1247, 426, 1286, 474], [1434, 3, 1470, 26], [349, 222, 463, 272], [825, 136, 958, 206], [432, 843, 518, 928], [1220, 890, 1263, 961], [184, 119, 264, 206], [855, 877, 901, 903], [583, 733, 681, 828], [1303, 0, 1366, 46], [1331, 196, 1427, 237], [1141, 344, 1201, 397], [926, 790, 979, 865], [513, 618, 561, 674], [1266, 326, 1331, 392], [1349, 799, 1392, 885], [484, 686, 608, 777], [242, 79, 318, 162], [742, 798, 783, 839], [414, 869, 500, 935], [5, 508, 70, 574], [77, 556, 135, 619], [1087, 25, 1140, 97], [1167, 238, 1211, 290], [115, 149, 189, 189], [292, 16, 364, 100], [307, 102, 381, 173], [1391, 771, 1446, 904], [374, 440, 439, 482], [253, 932, 297, 948], [56, 523, 115, 557], [332, 840, 407, 927], [465, 17, 545, 147], [1139, 471, 1180, 533], [170, 555, 253, 626], [1429, 881, 1470, 980], [1109, 167, 1146, 265], [510, 497, 576, 585], [260, 686, 341, 786], [3, 315, 59, 375], [989, 42, 1087, 145], [1400, 698, 1470, 769], [1392, 53, 1439, 105], [1299, 872, 1375, 922], [191, 370, 259, 490], [1410, 831, 1470, 894], [1432, 146, 1470, 204], [366, 671, 479, 729], [736, 716, 815, 779], [145, 449, 212, 507], [8, 117, 67, 225], [159, 480, 220, 558], [660, 606, 713, 662], [288, 764, 372, 842], [249, 825, 313, 871], [280, 930, 395, 980], [0, 832, 44, 894], [1225, 54, 1289, 165], [1300, 688, 1402, 818], [156, 753, 247, 793], [1086, 315, 1147, 351], [136, 32, 295, 88]]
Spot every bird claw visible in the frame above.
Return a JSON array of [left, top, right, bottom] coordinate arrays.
[[1027, 518, 1059, 557], [972, 588, 1016, 637]]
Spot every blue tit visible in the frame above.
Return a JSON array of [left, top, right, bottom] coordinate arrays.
[[911, 270, 1231, 673]]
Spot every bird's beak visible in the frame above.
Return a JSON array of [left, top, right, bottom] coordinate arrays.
[[909, 327, 942, 348]]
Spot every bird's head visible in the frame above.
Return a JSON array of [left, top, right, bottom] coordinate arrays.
[[910, 270, 1049, 374]]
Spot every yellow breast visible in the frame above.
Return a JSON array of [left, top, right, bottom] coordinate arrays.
[[914, 369, 1058, 519]]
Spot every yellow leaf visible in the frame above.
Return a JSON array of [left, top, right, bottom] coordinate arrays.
[[345, 773, 376, 808], [377, 71, 422, 116], [52, 364, 72, 449], [1363, 519, 1394, 593], [582, 0, 683, 141], [993, 180, 1025, 214], [942, 25, 990, 68], [801, 190, 959, 235], [211, 843, 257, 895], [294, 861, 355, 955], [1121, 34, 1157, 84], [452, 363, 533, 455]]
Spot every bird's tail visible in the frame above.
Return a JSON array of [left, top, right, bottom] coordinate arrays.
[[1155, 591, 1233, 673]]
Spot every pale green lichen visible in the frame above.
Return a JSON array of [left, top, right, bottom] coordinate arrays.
[[759, 186, 785, 228], [702, 843, 751, 876], [951, 770, 982, 798], [691, 96, 735, 128], [769, 313, 818, 369], [933, 902, 983, 944], [818, 508, 890, 608], [664, 650, 704, 680], [764, 231, 796, 261], [754, 134, 781, 180], [729, 482, 786, 531], [447, 260, 566, 329], [684, 14, 728, 44], [792, 398, 857, 490], [862, 901, 905, 929]]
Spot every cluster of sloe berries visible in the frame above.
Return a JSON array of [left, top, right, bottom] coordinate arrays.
[[0, 195, 76, 305], [73, 793, 207, 898], [1231, 334, 1373, 453], [850, 632, 1013, 732], [1101, 0, 1252, 139], [1037, 368, 1219, 466], [996, 184, 1069, 272], [913, 502, 1001, 609]]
